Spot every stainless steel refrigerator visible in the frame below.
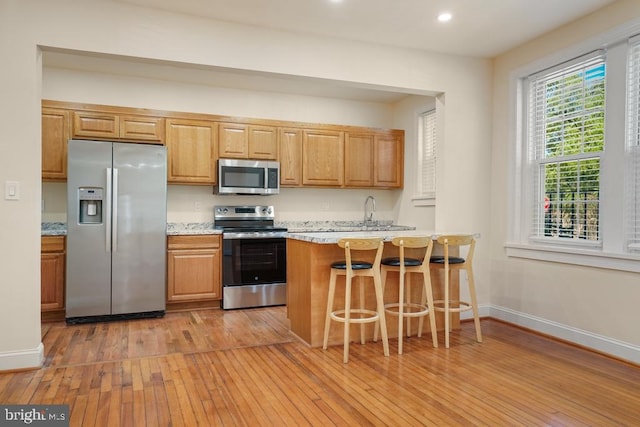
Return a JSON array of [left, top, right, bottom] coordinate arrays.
[[66, 140, 167, 323]]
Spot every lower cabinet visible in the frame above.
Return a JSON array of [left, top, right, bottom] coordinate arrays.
[[167, 235, 221, 304], [41, 236, 65, 315]]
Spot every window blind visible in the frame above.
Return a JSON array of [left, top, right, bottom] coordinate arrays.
[[420, 109, 436, 197], [527, 51, 606, 242], [626, 35, 640, 251]]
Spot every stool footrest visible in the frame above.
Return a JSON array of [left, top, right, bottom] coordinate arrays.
[[433, 299, 473, 313], [384, 302, 430, 318], [330, 309, 380, 324]]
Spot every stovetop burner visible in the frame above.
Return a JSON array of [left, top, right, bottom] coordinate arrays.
[[214, 205, 286, 234]]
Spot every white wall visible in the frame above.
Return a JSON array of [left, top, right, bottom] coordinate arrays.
[[0, 0, 491, 369], [491, 0, 640, 361]]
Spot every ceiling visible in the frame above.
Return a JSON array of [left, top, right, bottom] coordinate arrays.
[[116, 0, 616, 58], [44, 0, 617, 104]]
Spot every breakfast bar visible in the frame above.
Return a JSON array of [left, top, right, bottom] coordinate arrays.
[[286, 230, 461, 348]]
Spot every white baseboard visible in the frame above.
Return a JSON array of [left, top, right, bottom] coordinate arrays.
[[0, 342, 44, 371], [485, 305, 640, 365]]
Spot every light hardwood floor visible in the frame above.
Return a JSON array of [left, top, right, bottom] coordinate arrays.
[[1, 307, 639, 426]]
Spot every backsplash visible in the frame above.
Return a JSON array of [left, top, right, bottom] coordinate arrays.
[[42, 182, 401, 224]]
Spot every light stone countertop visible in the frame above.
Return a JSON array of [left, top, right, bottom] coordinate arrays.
[[286, 229, 436, 244], [41, 222, 223, 236]]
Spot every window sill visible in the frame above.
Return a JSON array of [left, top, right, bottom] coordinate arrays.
[[412, 194, 436, 207], [505, 242, 640, 273]]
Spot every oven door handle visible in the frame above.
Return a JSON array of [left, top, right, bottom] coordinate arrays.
[[223, 232, 287, 240]]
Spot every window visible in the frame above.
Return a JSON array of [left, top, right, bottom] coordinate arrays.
[[626, 35, 640, 252], [418, 109, 436, 200], [508, 28, 640, 271], [526, 52, 605, 245]]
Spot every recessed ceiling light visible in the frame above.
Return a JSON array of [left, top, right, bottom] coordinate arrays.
[[438, 12, 452, 22], [329, 0, 343, 3]]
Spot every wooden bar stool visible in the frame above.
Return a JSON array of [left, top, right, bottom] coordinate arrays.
[[322, 237, 390, 363], [430, 235, 482, 348], [377, 236, 438, 354]]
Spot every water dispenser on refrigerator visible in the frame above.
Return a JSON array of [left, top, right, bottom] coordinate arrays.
[[78, 187, 103, 224]]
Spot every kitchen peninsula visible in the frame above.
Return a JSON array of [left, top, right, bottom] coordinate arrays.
[[286, 229, 461, 348]]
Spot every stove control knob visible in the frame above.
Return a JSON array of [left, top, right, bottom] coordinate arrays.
[[262, 207, 272, 215]]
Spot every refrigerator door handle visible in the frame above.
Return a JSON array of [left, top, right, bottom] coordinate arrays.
[[106, 168, 112, 253], [112, 168, 119, 253]]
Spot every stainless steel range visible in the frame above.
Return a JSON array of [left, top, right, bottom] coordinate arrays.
[[215, 205, 287, 310]]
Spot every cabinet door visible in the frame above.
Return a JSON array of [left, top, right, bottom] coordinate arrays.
[[166, 119, 217, 184], [167, 249, 221, 301], [374, 133, 404, 188], [345, 133, 374, 187], [72, 111, 119, 139], [302, 129, 344, 186], [120, 115, 165, 144], [248, 125, 277, 159], [218, 123, 248, 158], [42, 108, 70, 181], [41, 236, 65, 312], [279, 128, 302, 186]]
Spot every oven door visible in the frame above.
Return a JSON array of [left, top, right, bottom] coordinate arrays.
[[222, 236, 286, 287]]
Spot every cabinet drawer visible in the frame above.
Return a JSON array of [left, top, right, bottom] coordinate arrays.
[[168, 234, 220, 250], [73, 111, 119, 139], [120, 116, 165, 143], [41, 236, 65, 253]]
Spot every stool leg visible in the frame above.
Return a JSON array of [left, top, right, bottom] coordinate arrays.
[[398, 267, 405, 354], [323, 269, 338, 350], [373, 267, 389, 342], [444, 266, 451, 349], [343, 271, 353, 363], [406, 273, 412, 338], [466, 266, 483, 343], [423, 269, 438, 348], [373, 269, 390, 357], [359, 276, 366, 345]]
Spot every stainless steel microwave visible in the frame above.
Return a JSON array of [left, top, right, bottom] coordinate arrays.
[[216, 159, 280, 195]]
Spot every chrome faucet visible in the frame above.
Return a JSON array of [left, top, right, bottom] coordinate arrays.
[[364, 195, 376, 225]]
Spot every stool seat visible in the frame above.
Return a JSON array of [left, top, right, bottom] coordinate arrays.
[[331, 260, 373, 270], [430, 256, 465, 264], [381, 257, 422, 267]]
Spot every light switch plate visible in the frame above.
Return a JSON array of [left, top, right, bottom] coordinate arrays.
[[5, 181, 20, 200]]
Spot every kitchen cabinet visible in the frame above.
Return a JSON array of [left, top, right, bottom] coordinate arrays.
[[373, 132, 404, 188], [279, 128, 303, 186], [72, 111, 165, 143], [345, 130, 404, 188], [218, 122, 278, 159], [41, 236, 65, 313], [302, 129, 344, 186], [344, 132, 375, 187], [167, 235, 221, 303], [166, 119, 217, 184], [42, 108, 70, 181]]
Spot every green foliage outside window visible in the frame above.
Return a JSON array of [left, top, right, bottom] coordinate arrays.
[[540, 63, 605, 240]]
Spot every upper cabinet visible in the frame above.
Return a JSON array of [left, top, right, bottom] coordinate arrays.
[[218, 122, 277, 159], [72, 111, 165, 144], [279, 128, 302, 186], [302, 129, 344, 187], [373, 132, 404, 188], [42, 108, 70, 182], [166, 119, 217, 185], [344, 133, 375, 187], [342, 130, 404, 189], [41, 100, 403, 189]]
